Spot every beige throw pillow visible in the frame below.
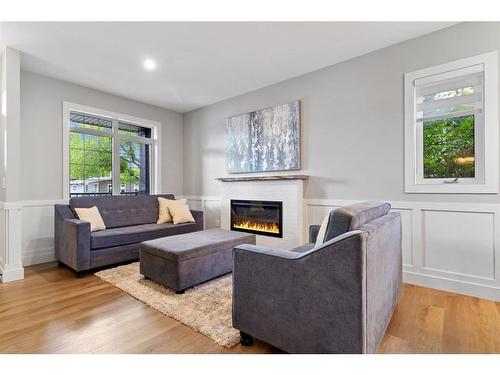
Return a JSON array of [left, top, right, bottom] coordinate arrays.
[[157, 198, 187, 224], [168, 204, 196, 225], [74, 206, 106, 232], [314, 213, 331, 248]]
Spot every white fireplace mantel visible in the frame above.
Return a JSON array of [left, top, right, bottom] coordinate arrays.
[[218, 177, 306, 249], [215, 174, 309, 182]]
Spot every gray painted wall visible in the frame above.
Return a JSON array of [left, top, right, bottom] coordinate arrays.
[[20, 71, 184, 200], [183, 22, 500, 203]]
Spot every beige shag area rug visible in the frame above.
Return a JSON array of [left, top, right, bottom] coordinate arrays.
[[94, 262, 239, 347]]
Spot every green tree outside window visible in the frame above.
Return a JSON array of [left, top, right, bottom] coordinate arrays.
[[423, 115, 475, 179]]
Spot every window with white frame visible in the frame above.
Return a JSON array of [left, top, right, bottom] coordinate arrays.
[[63, 103, 160, 198], [404, 52, 498, 193]]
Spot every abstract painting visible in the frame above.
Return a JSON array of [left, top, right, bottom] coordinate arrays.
[[225, 100, 300, 173]]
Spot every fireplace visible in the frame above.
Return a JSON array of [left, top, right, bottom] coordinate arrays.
[[231, 199, 283, 238]]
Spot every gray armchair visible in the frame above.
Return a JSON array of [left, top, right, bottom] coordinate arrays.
[[232, 201, 402, 354]]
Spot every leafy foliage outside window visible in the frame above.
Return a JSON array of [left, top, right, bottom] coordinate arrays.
[[120, 141, 149, 194], [423, 115, 475, 179], [70, 133, 112, 195], [70, 123, 150, 196]]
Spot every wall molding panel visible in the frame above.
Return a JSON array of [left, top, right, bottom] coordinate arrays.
[[20, 200, 62, 267], [306, 199, 500, 302], [0, 201, 24, 282], [0, 199, 62, 279], [182, 196, 222, 230], [184, 196, 500, 302], [14, 196, 500, 301]]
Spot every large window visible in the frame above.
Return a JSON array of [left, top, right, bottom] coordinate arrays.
[[404, 52, 498, 193], [64, 103, 160, 198]]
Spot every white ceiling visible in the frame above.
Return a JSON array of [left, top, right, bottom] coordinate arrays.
[[0, 22, 456, 113]]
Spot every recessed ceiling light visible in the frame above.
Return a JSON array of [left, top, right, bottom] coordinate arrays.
[[143, 58, 157, 71]]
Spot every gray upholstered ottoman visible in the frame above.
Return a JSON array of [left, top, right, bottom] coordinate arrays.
[[139, 229, 256, 293]]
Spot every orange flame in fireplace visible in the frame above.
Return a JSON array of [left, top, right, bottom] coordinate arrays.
[[233, 220, 280, 234]]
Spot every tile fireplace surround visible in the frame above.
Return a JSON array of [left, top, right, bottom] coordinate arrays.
[[218, 175, 308, 249]]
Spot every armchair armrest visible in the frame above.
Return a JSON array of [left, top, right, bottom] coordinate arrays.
[[233, 244, 301, 260], [309, 225, 320, 243]]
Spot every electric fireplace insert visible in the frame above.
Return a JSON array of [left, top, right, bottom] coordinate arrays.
[[230, 199, 283, 238]]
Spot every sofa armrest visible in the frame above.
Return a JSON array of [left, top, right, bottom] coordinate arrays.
[[65, 218, 90, 226], [190, 209, 204, 230], [54, 205, 91, 271], [309, 225, 320, 243]]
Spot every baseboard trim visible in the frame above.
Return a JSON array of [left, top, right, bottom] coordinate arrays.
[[23, 248, 56, 267], [403, 271, 500, 302], [0, 266, 25, 283]]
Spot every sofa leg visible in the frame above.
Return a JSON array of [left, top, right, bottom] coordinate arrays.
[[57, 261, 63, 268], [76, 272, 84, 278], [240, 332, 254, 346], [175, 290, 185, 294]]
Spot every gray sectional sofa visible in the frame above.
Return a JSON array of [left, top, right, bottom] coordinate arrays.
[[232, 201, 402, 354], [55, 194, 203, 276]]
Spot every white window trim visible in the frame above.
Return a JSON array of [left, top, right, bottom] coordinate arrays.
[[404, 51, 498, 194], [62, 101, 161, 200]]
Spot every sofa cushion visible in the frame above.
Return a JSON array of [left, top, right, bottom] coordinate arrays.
[[70, 194, 175, 229], [90, 222, 197, 250], [324, 201, 391, 242]]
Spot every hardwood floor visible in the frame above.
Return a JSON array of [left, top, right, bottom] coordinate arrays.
[[0, 262, 499, 354]]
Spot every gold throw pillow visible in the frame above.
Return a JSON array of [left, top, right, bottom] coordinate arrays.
[[315, 213, 331, 247], [157, 198, 187, 224], [168, 204, 196, 225]]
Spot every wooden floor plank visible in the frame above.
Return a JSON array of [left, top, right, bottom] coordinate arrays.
[[0, 262, 498, 354]]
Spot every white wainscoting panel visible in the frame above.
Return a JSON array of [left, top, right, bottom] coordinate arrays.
[[182, 196, 500, 301], [204, 199, 221, 229], [21, 202, 58, 266], [185, 196, 221, 230], [305, 199, 500, 301], [392, 208, 414, 268], [186, 198, 203, 211], [14, 195, 500, 301], [0, 207, 6, 273], [0, 201, 24, 282], [422, 209, 495, 280]]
